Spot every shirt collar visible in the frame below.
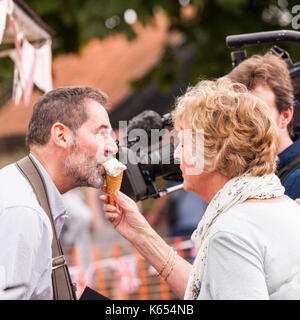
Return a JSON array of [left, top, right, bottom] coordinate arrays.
[[29, 153, 66, 221], [277, 132, 300, 170]]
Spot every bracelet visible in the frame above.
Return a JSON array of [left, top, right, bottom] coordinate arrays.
[[156, 247, 173, 277], [163, 250, 177, 281]]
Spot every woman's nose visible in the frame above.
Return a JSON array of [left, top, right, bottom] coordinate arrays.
[[174, 144, 182, 163]]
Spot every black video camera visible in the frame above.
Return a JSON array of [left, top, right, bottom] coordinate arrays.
[[117, 110, 183, 202], [226, 30, 300, 131]]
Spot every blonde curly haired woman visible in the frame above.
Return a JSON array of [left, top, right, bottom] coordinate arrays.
[[100, 79, 300, 300]]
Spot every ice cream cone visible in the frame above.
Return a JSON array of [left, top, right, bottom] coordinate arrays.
[[105, 171, 124, 206]]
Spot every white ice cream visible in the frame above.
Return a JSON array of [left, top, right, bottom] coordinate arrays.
[[103, 158, 127, 177]]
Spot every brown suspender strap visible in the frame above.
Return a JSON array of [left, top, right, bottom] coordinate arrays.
[[16, 155, 77, 300]]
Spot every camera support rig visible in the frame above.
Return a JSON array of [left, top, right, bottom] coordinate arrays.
[[226, 30, 300, 131]]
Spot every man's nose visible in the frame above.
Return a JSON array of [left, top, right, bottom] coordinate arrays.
[[105, 136, 118, 155]]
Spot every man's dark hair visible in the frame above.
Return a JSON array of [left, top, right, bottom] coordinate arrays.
[[227, 53, 294, 138], [26, 86, 109, 149]]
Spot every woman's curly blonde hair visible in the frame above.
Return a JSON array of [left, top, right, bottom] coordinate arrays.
[[174, 78, 279, 179]]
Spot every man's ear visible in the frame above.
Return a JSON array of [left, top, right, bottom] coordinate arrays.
[[50, 122, 73, 149], [279, 106, 294, 129]]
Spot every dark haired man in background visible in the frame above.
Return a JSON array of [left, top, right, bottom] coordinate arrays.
[[228, 52, 300, 200], [0, 86, 118, 299]]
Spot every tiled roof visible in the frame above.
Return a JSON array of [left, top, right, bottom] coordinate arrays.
[[0, 12, 169, 138]]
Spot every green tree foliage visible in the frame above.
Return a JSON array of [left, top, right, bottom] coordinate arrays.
[[1, 0, 300, 105]]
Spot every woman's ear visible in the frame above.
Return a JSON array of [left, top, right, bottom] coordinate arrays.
[[50, 122, 73, 150]]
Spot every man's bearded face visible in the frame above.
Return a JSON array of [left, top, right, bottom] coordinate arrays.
[[62, 100, 117, 189], [63, 138, 106, 188]]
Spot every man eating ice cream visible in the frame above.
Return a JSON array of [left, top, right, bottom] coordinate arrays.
[[0, 86, 118, 299]]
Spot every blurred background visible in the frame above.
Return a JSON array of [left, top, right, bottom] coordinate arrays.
[[1, 0, 300, 299]]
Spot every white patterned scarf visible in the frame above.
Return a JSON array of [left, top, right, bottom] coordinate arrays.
[[184, 173, 285, 300]]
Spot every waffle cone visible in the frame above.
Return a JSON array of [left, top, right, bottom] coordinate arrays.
[[105, 171, 124, 206]]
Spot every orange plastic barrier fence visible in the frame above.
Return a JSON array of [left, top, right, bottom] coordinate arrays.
[[92, 244, 107, 297], [65, 236, 194, 300]]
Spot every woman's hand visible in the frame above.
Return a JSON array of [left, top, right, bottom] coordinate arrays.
[[99, 187, 152, 243], [100, 187, 192, 299]]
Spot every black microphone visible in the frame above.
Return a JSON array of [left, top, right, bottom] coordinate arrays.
[[126, 110, 164, 148], [127, 110, 163, 134]]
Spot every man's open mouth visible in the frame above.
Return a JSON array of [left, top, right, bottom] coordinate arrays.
[[97, 163, 106, 176]]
